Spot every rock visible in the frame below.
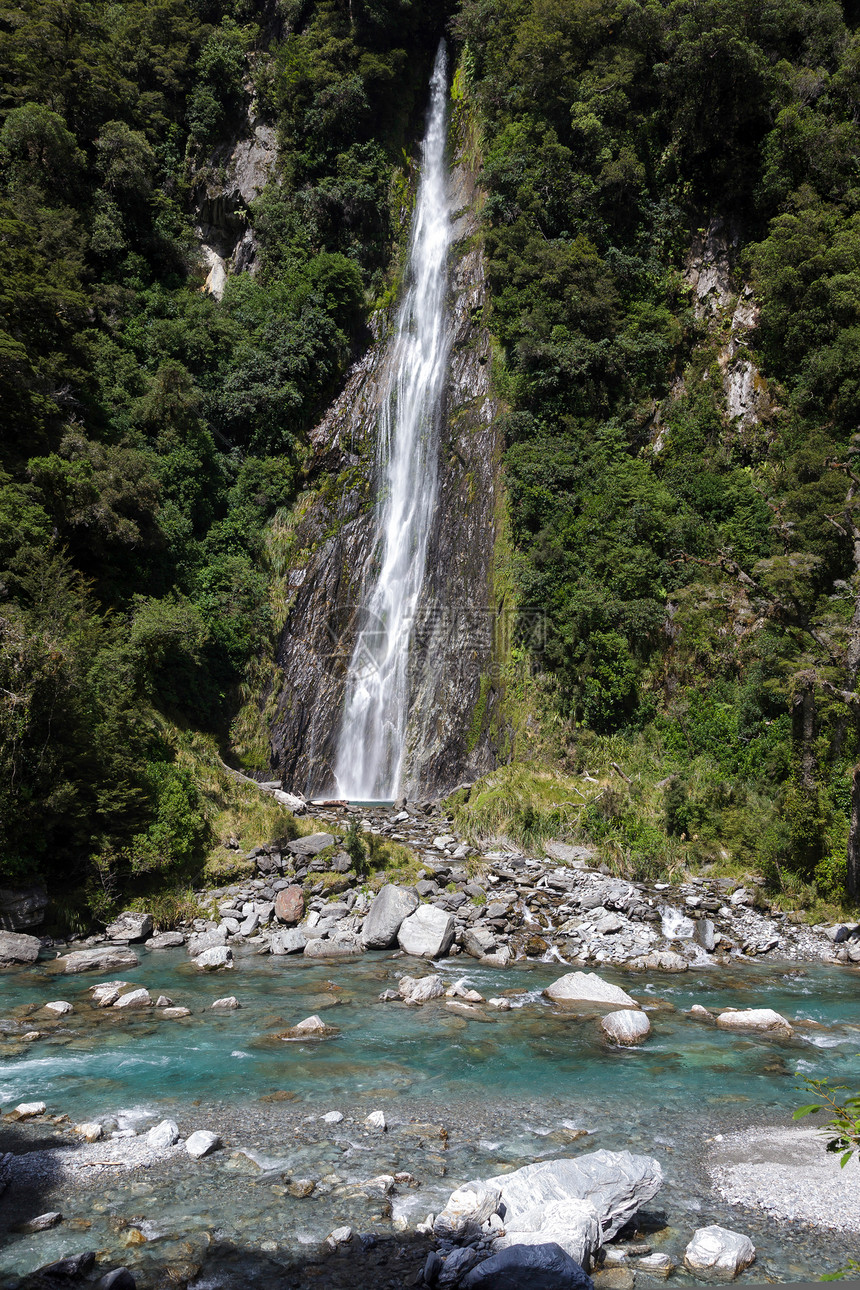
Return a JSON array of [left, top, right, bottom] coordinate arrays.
[[113, 988, 152, 1009], [238, 913, 259, 936], [545, 842, 596, 865], [485, 1149, 663, 1242], [695, 918, 716, 953], [434, 1183, 502, 1237], [592, 1268, 634, 1289], [690, 1004, 713, 1020], [155, 995, 173, 1007], [327, 1225, 353, 1248], [44, 1000, 73, 1016], [715, 1008, 793, 1036], [194, 946, 233, 970], [545, 972, 639, 1009], [145, 932, 185, 949], [211, 996, 240, 1009], [482, 946, 513, 968], [461, 925, 497, 958], [162, 1006, 191, 1018], [322, 1110, 344, 1124], [146, 1119, 180, 1150], [19, 1211, 63, 1232], [627, 950, 688, 972], [601, 1010, 651, 1045], [281, 1014, 339, 1039], [361, 884, 420, 949], [97, 1270, 137, 1290], [270, 927, 310, 954], [76, 1122, 103, 1142], [684, 1225, 755, 1277], [364, 1110, 386, 1131], [438, 1247, 480, 1285], [187, 927, 228, 956], [303, 935, 361, 958], [286, 832, 334, 856], [185, 1130, 221, 1159], [288, 1178, 316, 1197], [15, 1101, 47, 1118], [56, 946, 139, 974], [0, 884, 48, 930], [273, 789, 306, 813], [399, 973, 445, 1003], [105, 911, 153, 942], [0, 929, 42, 966], [461, 1242, 594, 1290], [274, 885, 305, 924], [494, 1198, 601, 1268], [637, 1252, 673, 1278], [489, 997, 512, 1010], [38, 1252, 96, 1277], [398, 904, 456, 958]]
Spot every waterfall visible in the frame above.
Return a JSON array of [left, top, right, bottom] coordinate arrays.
[[333, 43, 452, 800]]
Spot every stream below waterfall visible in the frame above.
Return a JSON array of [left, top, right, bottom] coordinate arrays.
[[1, 952, 859, 1284]]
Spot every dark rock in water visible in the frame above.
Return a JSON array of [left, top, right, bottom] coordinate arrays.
[[462, 1243, 594, 1290], [38, 1250, 96, 1277], [0, 884, 49, 930], [98, 1270, 136, 1290], [0, 929, 42, 966]]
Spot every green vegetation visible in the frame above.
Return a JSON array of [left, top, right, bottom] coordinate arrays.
[[4, 0, 860, 917], [0, 0, 445, 919], [456, 0, 860, 908], [794, 1076, 860, 1168]]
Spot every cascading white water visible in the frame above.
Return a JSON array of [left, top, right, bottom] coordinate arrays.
[[333, 43, 452, 799]]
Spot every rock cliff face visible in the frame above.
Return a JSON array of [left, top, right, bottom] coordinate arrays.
[[268, 159, 501, 798], [195, 122, 277, 298]]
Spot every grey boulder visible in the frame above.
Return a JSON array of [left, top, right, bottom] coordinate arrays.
[[601, 1010, 651, 1045], [397, 904, 455, 958], [105, 911, 153, 942], [56, 946, 139, 975], [361, 884, 419, 949], [715, 1008, 792, 1036], [145, 931, 185, 949], [494, 1199, 600, 1267], [544, 972, 638, 1009], [0, 930, 42, 967], [461, 1243, 594, 1290], [194, 946, 233, 970], [485, 1149, 663, 1241], [461, 925, 497, 958], [270, 928, 310, 955], [286, 832, 334, 857], [303, 935, 361, 958], [684, 1225, 756, 1277]]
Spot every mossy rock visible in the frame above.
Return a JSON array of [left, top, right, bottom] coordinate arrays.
[[203, 850, 256, 885]]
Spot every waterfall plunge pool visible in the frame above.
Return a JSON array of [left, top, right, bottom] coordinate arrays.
[[1, 951, 858, 1284]]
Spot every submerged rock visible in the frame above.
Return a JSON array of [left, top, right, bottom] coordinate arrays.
[[601, 1010, 651, 1045], [19, 1211, 62, 1232], [684, 1225, 756, 1276], [361, 884, 419, 949], [0, 930, 42, 967], [398, 904, 455, 958], [56, 946, 139, 974], [544, 972, 639, 1009]]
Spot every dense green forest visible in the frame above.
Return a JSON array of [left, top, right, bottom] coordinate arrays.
[[2, 0, 859, 920]]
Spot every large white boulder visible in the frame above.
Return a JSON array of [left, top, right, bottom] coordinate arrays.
[[684, 1225, 756, 1276], [194, 946, 233, 971], [487, 1149, 662, 1241], [494, 1198, 602, 1267], [113, 988, 152, 1009], [434, 1183, 502, 1237], [399, 973, 445, 1003], [361, 884, 419, 949], [601, 1010, 651, 1045], [544, 971, 639, 1008], [397, 905, 455, 958], [715, 1008, 793, 1036]]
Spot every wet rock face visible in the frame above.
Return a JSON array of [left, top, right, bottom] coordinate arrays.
[[0, 885, 49, 931], [269, 153, 501, 799]]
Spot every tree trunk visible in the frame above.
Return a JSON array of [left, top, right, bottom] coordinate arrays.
[[793, 675, 817, 792], [847, 763, 860, 902]]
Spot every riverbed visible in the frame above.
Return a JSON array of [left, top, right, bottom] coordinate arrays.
[[1, 950, 858, 1286]]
